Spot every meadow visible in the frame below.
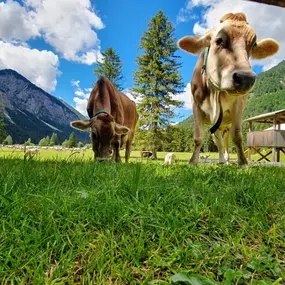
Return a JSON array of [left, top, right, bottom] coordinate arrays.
[[0, 147, 284, 284]]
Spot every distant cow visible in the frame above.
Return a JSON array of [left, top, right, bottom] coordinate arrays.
[[141, 151, 152, 158], [71, 77, 138, 162], [24, 147, 40, 158], [199, 154, 210, 162], [164, 153, 176, 165], [178, 12, 279, 166]]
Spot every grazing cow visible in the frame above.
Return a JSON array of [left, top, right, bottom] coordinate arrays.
[[71, 77, 138, 162], [178, 13, 279, 166], [141, 151, 153, 158], [24, 147, 40, 158], [164, 153, 176, 165]]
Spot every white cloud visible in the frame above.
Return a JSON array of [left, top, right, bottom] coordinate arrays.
[[75, 49, 104, 65], [84, 88, 93, 93], [0, 0, 39, 42], [178, 0, 285, 70], [176, 8, 199, 24], [73, 97, 88, 117], [28, 0, 104, 64], [0, 0, 104, 65], [72, 80, 92, 116], [71, 80, 80, 88], [122, 87, 192, 110], [0, 41, 59, 92], [173, 83, 193, 110], [122, 88, 142, 104], [0, 0, 105, 92]]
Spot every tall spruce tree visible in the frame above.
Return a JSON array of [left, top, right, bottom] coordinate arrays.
[[133, 10, 183, 158], [68, 132, 77, 148], [3, 135, 13, 145], [50, 133, 59, 146], [94, 47, 124, 90]]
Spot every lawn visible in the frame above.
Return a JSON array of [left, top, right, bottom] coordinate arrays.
[[0, 150, 284, 284]]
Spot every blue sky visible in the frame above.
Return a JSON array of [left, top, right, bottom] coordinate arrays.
[[0, 0, 284, 123]]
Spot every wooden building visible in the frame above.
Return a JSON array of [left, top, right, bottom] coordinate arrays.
[[246, 0, 285, 8], [246, 109, 285, 162]]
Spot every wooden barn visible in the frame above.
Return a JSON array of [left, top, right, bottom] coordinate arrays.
[[246, 0, 285, 7], [246, 109, 285, 162]]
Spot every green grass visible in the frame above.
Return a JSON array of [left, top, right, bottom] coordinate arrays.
[[0, 153, 284, 284]]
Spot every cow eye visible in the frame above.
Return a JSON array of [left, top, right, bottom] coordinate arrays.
[[215, 38, 223, 46]]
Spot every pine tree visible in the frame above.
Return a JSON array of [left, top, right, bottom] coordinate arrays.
[[68, 132, 77, 148], [50, 133, 59, 146], [0, 119, 5, 143], [3, 135, 13, 145], [133, 10, 184, 159], [38, 137, 49, 146], [45, 136, 50, 145], [24, 138, 34, 146], [62, 139, 70, 148], [94, 47, 124, 90]]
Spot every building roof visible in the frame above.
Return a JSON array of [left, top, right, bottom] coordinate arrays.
[[266, 123, 285, 130], [245, 109, 285, 124], [246, 0, 285, 8]]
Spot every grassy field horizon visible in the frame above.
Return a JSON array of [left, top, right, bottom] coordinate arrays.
[[1, 146, 284, 164], [0, 150, 284, 284]]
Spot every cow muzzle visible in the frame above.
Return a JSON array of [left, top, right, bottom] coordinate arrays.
[[95, 157, 109, 162], [232, 70, 256, 92]]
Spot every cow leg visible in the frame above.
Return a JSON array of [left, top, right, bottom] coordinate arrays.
[[91, 133, 98, 161], [125, 132, 134, 163], [212, 131, 226, 164], [231, 120, 247, 166], [189, 106, 204, 165], [223, 130, 230, 164], [112, 135, 121, 163]]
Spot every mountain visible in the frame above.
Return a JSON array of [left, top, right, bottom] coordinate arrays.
[[0, 69, 89, 144], [179, 60, 285, 127], [243, 60, 285, 119]]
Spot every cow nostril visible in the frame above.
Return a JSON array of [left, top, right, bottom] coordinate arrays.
[[233, 71, 256, 90], [233, 72, 243, 86]]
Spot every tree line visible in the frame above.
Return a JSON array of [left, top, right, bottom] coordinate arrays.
[[1, 132, 87, 148]]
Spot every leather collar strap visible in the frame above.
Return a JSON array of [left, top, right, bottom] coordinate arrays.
[[201, 47, 209, 75], [93, 110, 110, 118]]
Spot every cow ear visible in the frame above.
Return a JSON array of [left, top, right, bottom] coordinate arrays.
[[178, 34, 211, 55], [70, 120, 90, 131], [115, 124, 130, 135], [251, 39, 279, 59]]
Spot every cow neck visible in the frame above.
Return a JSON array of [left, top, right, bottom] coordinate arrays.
[[208, 87, 223, 136], [93, 110, 110, 118], [201, 47, 209, 75], [201, 47, 223, 135], [209, 92, 223, 135], [94, 88, 111, 117]]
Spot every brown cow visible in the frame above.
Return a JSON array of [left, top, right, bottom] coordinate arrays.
[[70, 77, 138, 162], [178, 12, 279, 166]]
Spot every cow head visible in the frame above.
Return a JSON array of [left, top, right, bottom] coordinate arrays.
[[178, 12, 279, 96], [70, 113, 129, 161]]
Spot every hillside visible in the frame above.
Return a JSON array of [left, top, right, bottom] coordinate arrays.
[[0, 69, 88, 143], [180, 60, 285, 127]]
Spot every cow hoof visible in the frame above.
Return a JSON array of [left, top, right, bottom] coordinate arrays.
[[238, 159, 248, 167], [238, 162, 248, 169]]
